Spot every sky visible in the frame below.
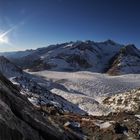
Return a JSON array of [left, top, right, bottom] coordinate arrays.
[[0, 0, 140, 51]]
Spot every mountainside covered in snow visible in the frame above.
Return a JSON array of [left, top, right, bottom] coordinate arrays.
[[0, 49, 34, 59], [108, 44, 140, 75]]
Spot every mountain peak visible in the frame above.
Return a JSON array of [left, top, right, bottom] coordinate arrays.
[[108, 43, 140, 75], [120, 44, 140, 57], [125, 44, 137, 50], [104, 39, 117, 45]]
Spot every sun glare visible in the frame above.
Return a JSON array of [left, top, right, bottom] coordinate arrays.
[[0, 27, 15, 45], [0, 35, 9, 44]]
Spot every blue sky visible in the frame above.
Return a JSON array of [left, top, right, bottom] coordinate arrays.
[[0, 0, 140, 51]]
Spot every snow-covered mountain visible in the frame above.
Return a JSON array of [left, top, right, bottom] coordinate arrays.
[[108, 44, 140, 75], [1, 40, 123, 73], [0, 49, 34, 58]]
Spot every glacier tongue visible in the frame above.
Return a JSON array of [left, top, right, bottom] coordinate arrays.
[[29, 70, 140, 115]]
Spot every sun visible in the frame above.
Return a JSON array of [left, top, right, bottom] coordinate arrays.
[[0, 25, 18, 45], [0, 35, 9, 44], [0, 27, 14, 45]]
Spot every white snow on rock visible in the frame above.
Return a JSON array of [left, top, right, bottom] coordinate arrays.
[[95, 121, 112, 129], [135, 115, 140, 119]]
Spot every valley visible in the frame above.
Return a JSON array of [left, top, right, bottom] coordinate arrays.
[[0, 40, 140, 139]]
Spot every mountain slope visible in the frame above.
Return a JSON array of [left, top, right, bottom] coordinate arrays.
[[108, 44, 140, 75], [0, 56, 23, 78], [0, 73, 81, 140], [0, 49, 34, 59]]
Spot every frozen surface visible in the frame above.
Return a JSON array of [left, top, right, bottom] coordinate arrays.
[[30, 71, 140, 97], [29, 70, 140, 115]]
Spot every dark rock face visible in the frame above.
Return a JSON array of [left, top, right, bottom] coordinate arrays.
[[0, 73, 81, 140], [114, 123, 128, 134], [120, 44, 140, 57], [66, 54, 92, 69], [0, 122, 23, 140]]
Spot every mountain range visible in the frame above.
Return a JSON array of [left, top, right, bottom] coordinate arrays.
[[1, 40, 140, 75]]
